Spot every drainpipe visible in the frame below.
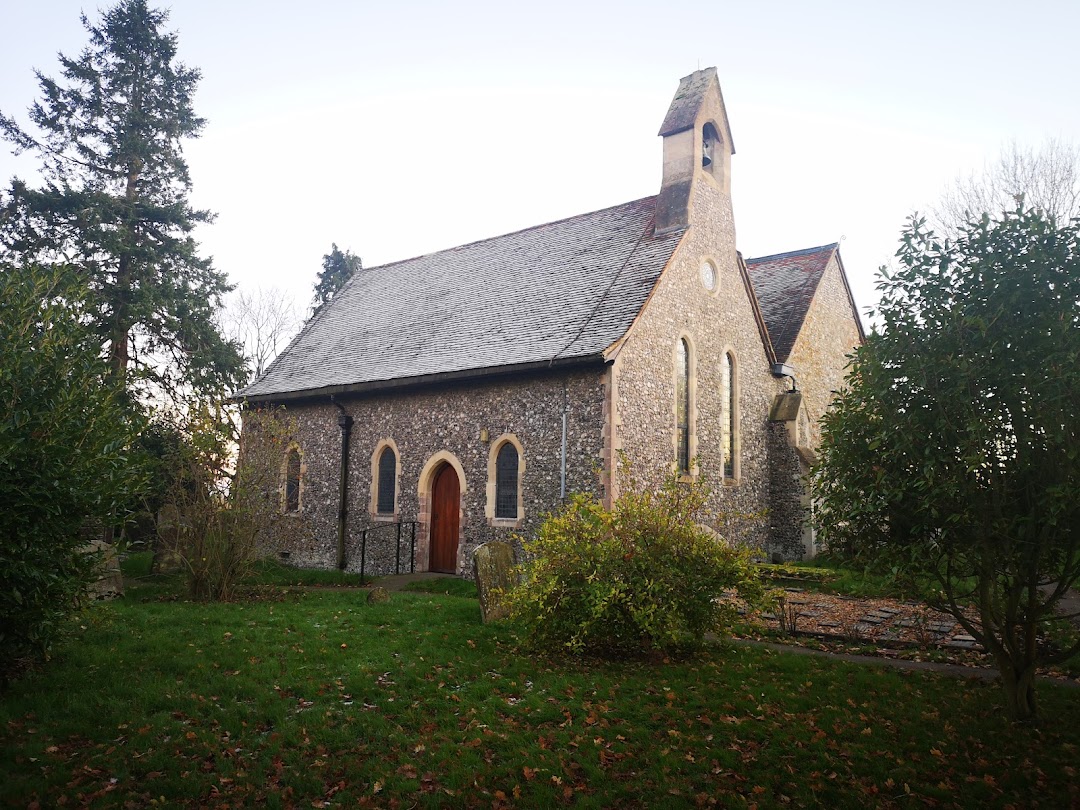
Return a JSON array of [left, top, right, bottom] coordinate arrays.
[[331, 397, 353, 570], [560, 380, 568, 500]]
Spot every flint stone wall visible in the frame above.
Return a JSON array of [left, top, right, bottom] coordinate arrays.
[[785, 255, 863, 447], [612, 178, 782, 550], [248, 368, 605, 576], [765, 422, 810, 560]]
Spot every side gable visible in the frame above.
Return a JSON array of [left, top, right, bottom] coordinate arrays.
[[752, 245, 865, 445], [745, 244, 840, 363]]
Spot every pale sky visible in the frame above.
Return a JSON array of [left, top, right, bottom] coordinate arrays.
[[3, 0, 1079, 332]]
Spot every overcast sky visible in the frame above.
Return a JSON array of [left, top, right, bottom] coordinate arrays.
[[2, 0, 1078, 329]]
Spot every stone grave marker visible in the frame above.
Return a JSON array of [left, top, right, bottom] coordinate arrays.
[[85, 537, 124, 599], [473, 541, 515, 623]]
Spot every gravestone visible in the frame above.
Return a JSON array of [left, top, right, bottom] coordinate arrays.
[[473, 541, 515, 623], [84, 537, 123, 600]]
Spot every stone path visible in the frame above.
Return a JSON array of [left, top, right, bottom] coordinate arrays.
[[373, 572, 458, 592], [756, 588, 984, 650], [284, 572, 457, 593]]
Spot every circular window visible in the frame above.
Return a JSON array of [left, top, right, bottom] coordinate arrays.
[[699, 260, 717, 292]]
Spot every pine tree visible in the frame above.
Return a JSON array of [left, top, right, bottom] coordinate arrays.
[[313, 243, 362, 312], [0, 0, 243, 400]]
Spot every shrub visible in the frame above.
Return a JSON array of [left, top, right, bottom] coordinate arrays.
[[0, 264, 142, 676], [505, 474, 768, 656], [165, 405, 295, 601]]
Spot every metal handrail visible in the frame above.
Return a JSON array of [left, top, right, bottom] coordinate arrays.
[[355, 521, 418, 580]]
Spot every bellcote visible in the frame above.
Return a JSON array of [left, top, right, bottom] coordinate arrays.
[[655, 68, 735, 234]]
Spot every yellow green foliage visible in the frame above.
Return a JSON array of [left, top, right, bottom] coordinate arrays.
[[506, 474, 768, 656]]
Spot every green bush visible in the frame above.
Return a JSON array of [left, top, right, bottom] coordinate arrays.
[[506, 475, 768, 656], [0, 264, 142, 676]]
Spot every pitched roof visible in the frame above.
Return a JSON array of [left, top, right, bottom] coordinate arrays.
[[657, 67, 734, 153], [240, 197, 684, 401], [745, 243, 838, 363]]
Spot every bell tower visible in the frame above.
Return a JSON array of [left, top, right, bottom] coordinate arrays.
[[654, 68, 735, 234]]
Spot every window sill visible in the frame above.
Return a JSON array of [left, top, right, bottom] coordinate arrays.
[[371, 513, 398, 523], [490, 517, 523, 530]]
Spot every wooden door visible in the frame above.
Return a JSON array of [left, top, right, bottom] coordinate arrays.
[[429, 464, 460, 573]]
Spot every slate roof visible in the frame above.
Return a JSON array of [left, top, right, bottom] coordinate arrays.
[[745, 244, 838, 363], [240, 197, 684, 401]]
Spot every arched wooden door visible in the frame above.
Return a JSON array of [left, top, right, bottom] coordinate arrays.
[[429, 463, 460, 573]]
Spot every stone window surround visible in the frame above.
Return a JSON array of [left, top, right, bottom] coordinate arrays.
[[369, 438, 402, 521], [281, 442, 304, 515], [485, 433, 525, 528], [672, 332, 700, 481], [416, 451, 468, 574], [721, 346, 741, 483], [699, 255, 720, 297]]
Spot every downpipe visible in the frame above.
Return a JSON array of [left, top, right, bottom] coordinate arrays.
[[331, 397, 353, 570]]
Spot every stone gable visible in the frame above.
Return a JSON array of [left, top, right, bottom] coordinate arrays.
[[611, 175, 779, 549], [784, 255, 863, 446]]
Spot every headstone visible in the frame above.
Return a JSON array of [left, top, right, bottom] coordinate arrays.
[[367, 586, 391, 604], [473, 541, 515, 623], [84, 537, 123, 600]]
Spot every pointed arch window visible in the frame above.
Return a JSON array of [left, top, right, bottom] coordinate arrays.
[[284, 447, 301, 513], [676, 338, 691, 473], [722, 351, 737, 478], [376, 445, 397, 514], [495, 442, 519, 519]]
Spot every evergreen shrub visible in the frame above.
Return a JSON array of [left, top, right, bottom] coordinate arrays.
[[506, 474, 768, 656]]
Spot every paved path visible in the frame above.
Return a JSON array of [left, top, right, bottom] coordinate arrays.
[[371, 572, 460, 592], [281, 573, 460, 594], [1052, 587, 1080, 629]]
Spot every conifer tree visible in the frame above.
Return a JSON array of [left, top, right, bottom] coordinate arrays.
[[0, 0, 243, 400], [313, 243, 361, 312]]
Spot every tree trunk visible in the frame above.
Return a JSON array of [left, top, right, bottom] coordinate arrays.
[[109, 162, 140, 382], [1000, 661, 1038, 722]]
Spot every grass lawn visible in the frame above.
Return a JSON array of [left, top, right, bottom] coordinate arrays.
[[2, 577, 1078, 808], [761, 557, 910, 600]]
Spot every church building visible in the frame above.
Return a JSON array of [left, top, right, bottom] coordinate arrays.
[[237, 68, 864, 575]]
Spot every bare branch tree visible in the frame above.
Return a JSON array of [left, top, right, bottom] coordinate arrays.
[[222, 287, 301, 383], [931, 137, 1080, 238]]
